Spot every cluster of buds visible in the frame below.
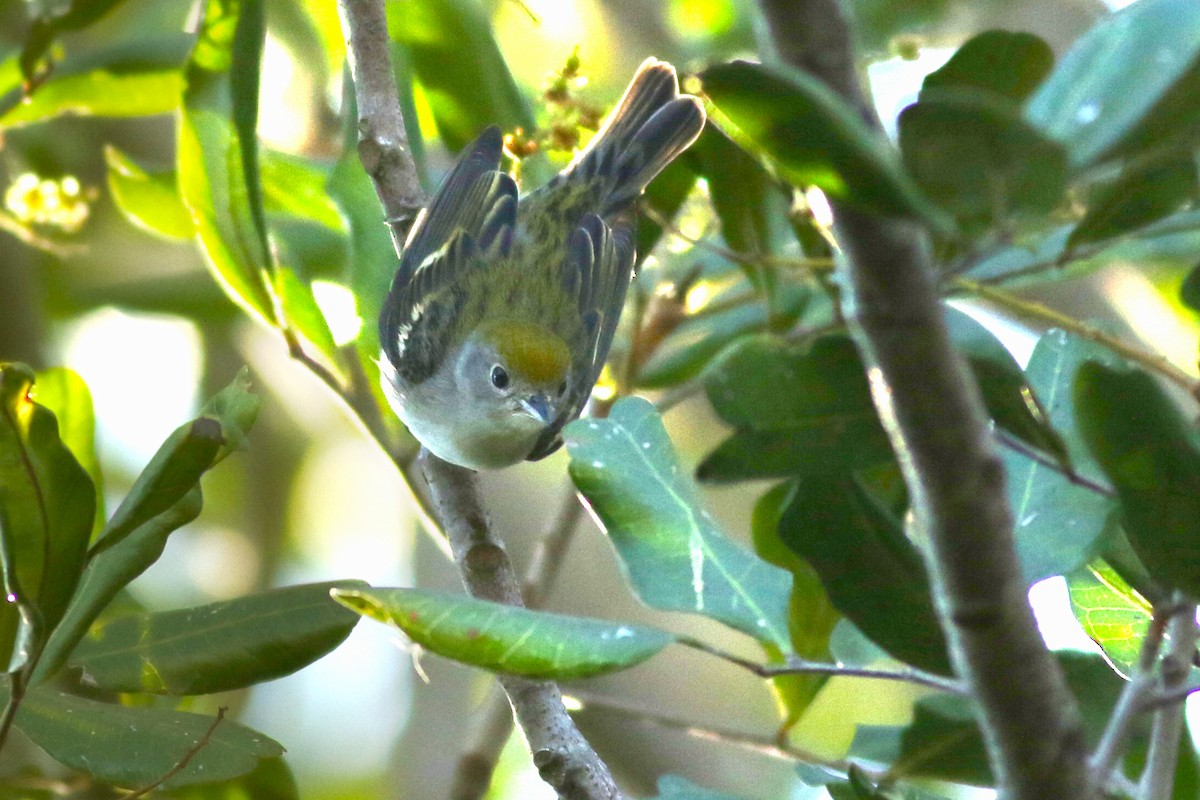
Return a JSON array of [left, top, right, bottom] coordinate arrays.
[[502, 47, 606, 167], [4, 172, 91, 233]]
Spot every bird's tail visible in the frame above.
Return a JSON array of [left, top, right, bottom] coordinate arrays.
[[557, 58, 705, 214]]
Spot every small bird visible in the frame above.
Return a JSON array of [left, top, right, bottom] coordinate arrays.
[[379, 58, 705, 470]]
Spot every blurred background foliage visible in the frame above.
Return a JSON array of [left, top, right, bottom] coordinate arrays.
[[3, 0, 1200, 798]]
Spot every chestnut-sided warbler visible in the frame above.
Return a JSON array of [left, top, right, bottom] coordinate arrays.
[[379, 59, 705, 469]]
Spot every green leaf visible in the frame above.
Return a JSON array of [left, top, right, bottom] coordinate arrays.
[[70, 581, 364, 695], [652, 775, 751, 800], [945, 305, 1065, 466], [1025, 0, 1200, 168], [31, 367, 103, 535], [1067, 559, 1151, 678], [778, 476, 951, 675], [899, 93, 1067, 225], [637, 280, 808, 390], [1, 38, 186, 128], [691, 125, 793, 298], [751, 482, 838, 736], [387, 0, 533, 152], [1183, 261, 1200, 312], [566, 397, 794, 653], [1074, 361, 1200, 598], [701, 60, 944, 225], [16, 0, 129, 81], [104, 145, 194, 240], [698, 335, 893, 481], [920, 30, 1053, 104], [12, 684, 282, 789], [33, 371, 259, 684], [178, 0, 275, 324], [1067, 155, 1198, 254], [333, 587, 672, 680], [273, 269, 340, 366], [0, 364, 95, 653], [260, 150, 346, 233], [1005, 330, 1115, 583], [160, 757, 297, 800]]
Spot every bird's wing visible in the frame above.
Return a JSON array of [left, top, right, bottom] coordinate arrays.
[[381, 126, 517, 368], [527, 212, 635, 461]]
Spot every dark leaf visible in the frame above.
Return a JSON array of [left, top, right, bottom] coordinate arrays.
[[1067, 155, 1198, 254], [920, 30, 1053, 104]]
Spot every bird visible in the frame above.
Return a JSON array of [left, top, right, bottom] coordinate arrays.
[[379, 58, 705, 470]]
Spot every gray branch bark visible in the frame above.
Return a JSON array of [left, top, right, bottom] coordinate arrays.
[[334, 3, 623, 797], [755, 2, 1096, 798]]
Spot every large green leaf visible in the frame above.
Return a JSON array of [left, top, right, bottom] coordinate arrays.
[[1067, 559, 1151, 678], [701, 60, 943, 224], [1025, 0, 1200, 168], [333, 587, 672, 680], [386, 0, 533, 152], [1004, 330, 1115, 583], [920, 30, 1053, 104], [31, 367, 103, 536], [1074, 361, 1200, 599], [160, 757, 297, 800], [71, 581, 364, 694], [899, 93, 1067, 225], [778, 476, 951, 675], [105, 145, 194, 240], [1, 38, 186, 127], [11, 684, 282, 789], [698, 335, 893, 481], [177, 0, 275, 324], [0, 364, 95, 661], [33, 371, 259, 684], [565, 397, 794, 653]]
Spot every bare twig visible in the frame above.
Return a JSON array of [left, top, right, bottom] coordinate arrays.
[[954, 277, 1200, 400], [1139, 602, 1199, 800], [755, 3, 1095, 799], [675, 636, 968, 697], [123, 708, 227, 799], [420, 452, 624, 800]]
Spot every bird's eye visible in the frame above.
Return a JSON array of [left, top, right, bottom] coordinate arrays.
[[557, 380, 567, 397], [490, 365, 510, 390]]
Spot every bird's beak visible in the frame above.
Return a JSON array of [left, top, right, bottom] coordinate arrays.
[[520, 394, 554, 425]]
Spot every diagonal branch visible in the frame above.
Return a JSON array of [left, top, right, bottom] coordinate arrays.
[[753, 2, 1096, 798], [335, 2, 623, 797]]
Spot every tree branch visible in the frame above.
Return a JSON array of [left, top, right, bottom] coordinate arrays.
[[1139, 602, 1198, 800], [754, 2, 1095, 798], [420, 453, 624, 800], [335, 3, 623, 797]]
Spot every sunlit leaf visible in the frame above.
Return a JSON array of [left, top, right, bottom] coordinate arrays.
[[31, 367, 104, 535], [333, 587, 672, 680], [177, 0, 275, 323], [71, 581, 365, 694], [11, 684, 282, 789], [566, 397, 794, 653], [105, 145, 194, 240], [1067, 559, 1151, 678], [0, 364, 95, 661]]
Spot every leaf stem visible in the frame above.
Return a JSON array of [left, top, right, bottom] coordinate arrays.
[[675, 636, 968, 696], [953, 277, 1200, 401]]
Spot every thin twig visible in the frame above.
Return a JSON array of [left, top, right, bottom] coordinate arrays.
[[123, 708, 227, 799], [993, 430, 1115, 498], [954, 277, 1200, 400], [1088, 603, 1171, 785], [1139, 601, 1199, 800], [675, 636, 968, 697]]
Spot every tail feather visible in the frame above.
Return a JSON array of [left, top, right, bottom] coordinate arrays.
[[560, 58, 705, 214]]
